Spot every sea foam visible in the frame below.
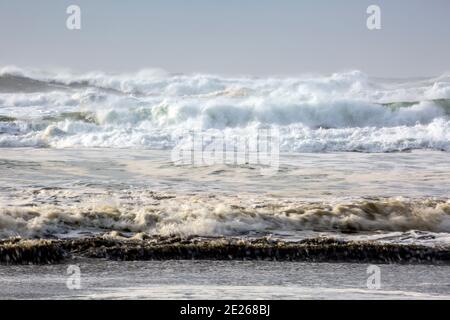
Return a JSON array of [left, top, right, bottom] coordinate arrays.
[[1, 67, 450, 152]]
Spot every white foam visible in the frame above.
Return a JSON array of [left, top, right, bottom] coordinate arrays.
[[1, 189, 450, 242], [1, 67, 450, 152]]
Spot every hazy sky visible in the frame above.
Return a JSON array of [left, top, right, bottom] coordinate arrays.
[[0, 0, 449, 77]]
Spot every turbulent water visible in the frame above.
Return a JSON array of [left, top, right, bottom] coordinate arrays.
[[1, 186, 450, 243], [0, 66, 450, 255], [1, 66, 450, 299], [1, 66, 450, 152]]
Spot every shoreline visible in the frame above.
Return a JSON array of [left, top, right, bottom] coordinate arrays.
[[1, 236, 449, 265]]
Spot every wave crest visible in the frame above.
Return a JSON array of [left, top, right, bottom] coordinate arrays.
[[2, 66, 450, 152], [1, 189, 450, 240]]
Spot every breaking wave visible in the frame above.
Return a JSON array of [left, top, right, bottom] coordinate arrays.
[[1, 66, 450, 152], [1, 188, 450, 242]]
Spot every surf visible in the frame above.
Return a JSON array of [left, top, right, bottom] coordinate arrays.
[[1, 66, 450, 152]]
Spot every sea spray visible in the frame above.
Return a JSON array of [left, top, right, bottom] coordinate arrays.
[[1, 67, 450, 152]]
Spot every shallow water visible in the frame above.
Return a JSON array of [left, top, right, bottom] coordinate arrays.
[[0, 259, 449, 299], [1, 148, 449, 198], [0, 149, 449, 243], [0, 148, 450, 244]]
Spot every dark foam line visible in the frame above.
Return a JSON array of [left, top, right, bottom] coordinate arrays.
[[1, 236, 449, 265]]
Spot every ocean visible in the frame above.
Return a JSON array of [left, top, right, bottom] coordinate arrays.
[[0, 67, 449, 299]]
